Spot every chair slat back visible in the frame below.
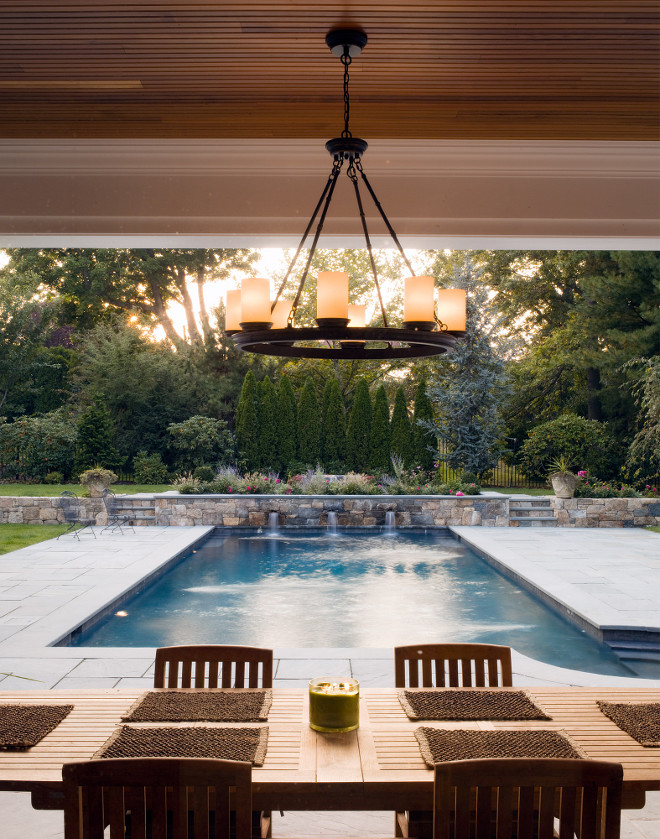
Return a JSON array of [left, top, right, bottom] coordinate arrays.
[[154, 644, 274, 688], [63, 757, 253, 839], [433, 758, 622, 839], [395, 643, 513, 687]]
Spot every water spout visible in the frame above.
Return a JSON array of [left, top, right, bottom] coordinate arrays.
[[327, 511, 338, 534], [384, 511, 396, 533], [268, 511, 279, 533]]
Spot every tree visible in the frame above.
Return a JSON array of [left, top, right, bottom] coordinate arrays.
[[390, 387, 413, 467], [412, 378, 435, 471], [320, 378, 346, 471], [74, 398, 122, 472], [369, 385, 391, 474], [297, 378, 321, 467], [167, 415, 234, 472], [258, 376, 280, 472], [235, 371, 260, 471], [345, 378, 372, 472], [425, 254, 512, 477], [624, 357, 660, 486], [277, 375, 298, 475]]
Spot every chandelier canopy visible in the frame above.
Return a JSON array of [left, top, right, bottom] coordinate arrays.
[[229, 29, 467, 360]]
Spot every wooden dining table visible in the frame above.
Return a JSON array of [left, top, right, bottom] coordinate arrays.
[[0, 686, 658, 813]]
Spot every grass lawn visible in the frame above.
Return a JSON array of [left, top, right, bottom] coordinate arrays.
[[0, 483, 171, 497], [488, 487, 551, 496], [646, 526, 660, 533], [0, 522, 70, 555]]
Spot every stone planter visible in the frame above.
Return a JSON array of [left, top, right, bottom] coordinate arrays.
[[85, 480, 109, 498], [550, 472, 578, 499]]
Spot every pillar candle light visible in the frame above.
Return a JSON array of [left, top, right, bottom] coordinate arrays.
[[309, 677, 359, 733], [404, 275, 435, 325], [437, 288, 467, 331], [271, 299, 293, 329], [225, 289, 242, 332], [241, 277, 272, 325], [317, 271, 349, 324]]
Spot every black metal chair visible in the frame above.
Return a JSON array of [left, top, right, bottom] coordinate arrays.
[[101, 488, 134, 534], [57, 491, 96, 540]]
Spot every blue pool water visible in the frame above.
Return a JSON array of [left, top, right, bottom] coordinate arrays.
[[68, 529, 636, 677]]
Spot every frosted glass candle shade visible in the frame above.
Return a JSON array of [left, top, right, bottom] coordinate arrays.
[[437, 288, 467, 331], [225, 289, 242, 331], [347, 304, 366, 327], [241, 277, 271, 325], [317, 272, 349, 322], [271, 299, 293, 329], [404, 276, 435, 324]]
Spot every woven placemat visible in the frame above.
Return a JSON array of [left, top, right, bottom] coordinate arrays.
[[399, 689, 550, 721], [122, 689, 272, 723], [415, 728, 585, 768], [0, 704, 73, 751], [95, 726, 268, 766], [597, 702, 660, 747]]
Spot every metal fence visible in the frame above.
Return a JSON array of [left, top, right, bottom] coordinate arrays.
[[434, 458, 547, 489]]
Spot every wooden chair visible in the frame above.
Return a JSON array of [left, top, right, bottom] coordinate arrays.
[[431, 757, 623, 839], [153, 645, 274, 689], [62, 756, 257, 838], [394, 644, 513, 837], [394, 643, 513, 689]]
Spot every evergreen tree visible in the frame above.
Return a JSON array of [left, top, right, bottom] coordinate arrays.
[[258, 376, 280, 472], [345, 378, 372, 472], [74, 398, 122, 472], [297, 378, 321, 467], [277, 375, 297, 474], [412, 378, 435, 471], [320, 378, 346, 471], [390, 386, 413, 467], [235, 371, 260, 471], [369, 385, 391, 474]]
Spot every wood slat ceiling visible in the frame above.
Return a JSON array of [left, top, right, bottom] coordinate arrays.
[[1, 1, 659, 140]]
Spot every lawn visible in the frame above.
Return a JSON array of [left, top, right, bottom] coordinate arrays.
[[0, 483, 171, 497], [0, 522, 70, 555]]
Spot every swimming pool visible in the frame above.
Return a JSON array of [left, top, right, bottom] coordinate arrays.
[[67, 528, 637, 677]]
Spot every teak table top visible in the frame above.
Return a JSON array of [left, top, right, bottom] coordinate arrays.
[[0, 686, 658, 811]]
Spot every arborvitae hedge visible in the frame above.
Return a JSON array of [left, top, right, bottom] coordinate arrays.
[[412, 378, 435, 470], [370, 385, 391, 474], [235, 370, 260, 471], [278, 375, 297, 474], [346, 377, 372, 472], [258, 376, 280, 472], [321, 378, 346, 471], [390, 386, 413, 467], [297, 377, 321, 467], [75, 398, 122, 472]]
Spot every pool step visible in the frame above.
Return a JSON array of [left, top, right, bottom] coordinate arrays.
[[509, 499, 557, 527], [606, 640, 660, 663]]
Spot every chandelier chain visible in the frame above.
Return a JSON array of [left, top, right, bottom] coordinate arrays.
[[341, 49, 352, 139]]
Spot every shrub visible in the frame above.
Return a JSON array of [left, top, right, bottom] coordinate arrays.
[[75, 399, 122, 472], [133, 450, 169, 484], [574, 478, 639, 498], [167, 415, 234, 473], [235, 372, 260, 471], [297, 379, 321, 467], [193, 465, 215, 483], [0, 411, 78, 481], [345, 378, 371, 472], [43, 471, 64, 484], [519, 414, 621, 482], [171, 473, 202, 494], [327, 472, 378, 495]]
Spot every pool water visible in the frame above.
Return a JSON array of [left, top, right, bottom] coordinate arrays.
[[68, 529, 636, 677]]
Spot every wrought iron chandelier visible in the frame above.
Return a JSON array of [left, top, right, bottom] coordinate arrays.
[[228, 29, 467, 360]]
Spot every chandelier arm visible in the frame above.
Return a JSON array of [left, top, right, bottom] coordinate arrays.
[[288, 157, 344, 324], [271, 164, 338, 313], [355, 160, 417, 277], [348, 162, 388, 327]]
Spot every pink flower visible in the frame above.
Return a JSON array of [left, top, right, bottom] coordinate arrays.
[[275, 478, 280, 483], [455, 491, 465, 496], [228, 487, 232, 493], [578, 470, 587, 478]]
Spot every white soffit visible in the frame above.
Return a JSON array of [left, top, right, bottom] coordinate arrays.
[[0, 139, 658, 248]]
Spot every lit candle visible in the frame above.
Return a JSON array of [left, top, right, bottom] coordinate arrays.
[[347, 304, 366, 327], [225, 289, 242, 332], [404, 275, 435, 326], [309, 677, 359, 733], [316, 271, 349, 325], [241, 277, 272, 327], [271, 299, 293, 329], [437, 288, 467, 331]]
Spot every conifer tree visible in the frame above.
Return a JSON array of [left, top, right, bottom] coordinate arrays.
[[369, 385, 391, 474], [74, 398, 122, 472], [277, 375, 297, 474], [235, 370, 260, 471], [297, 377, 321, 467], [412, 378, 435, 471], [345, 377, 372, 473], [320, 378, 346, 472], [258, 375, 280, 472], [390, 386, 413, 467]]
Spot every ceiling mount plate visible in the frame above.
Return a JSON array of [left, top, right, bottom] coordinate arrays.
[[325, 137, 368, 158], [325, 29, 368, 57]]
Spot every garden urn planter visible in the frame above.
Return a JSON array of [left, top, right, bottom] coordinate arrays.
[[550, 472, 578, 499]]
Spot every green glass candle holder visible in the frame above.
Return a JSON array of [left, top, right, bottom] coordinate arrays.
[[309, 677, 359, 733]]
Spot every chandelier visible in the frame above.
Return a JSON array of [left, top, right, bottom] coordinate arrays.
[[228, 29, 467, 360]]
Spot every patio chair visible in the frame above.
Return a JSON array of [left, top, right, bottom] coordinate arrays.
[[101, 488, 134, 534], [57, 491, 96, 540], [394, 643, 513, 689], [427, 757, 623, 839], [62, 756, 262, 838], [153, 644, 274, 689]]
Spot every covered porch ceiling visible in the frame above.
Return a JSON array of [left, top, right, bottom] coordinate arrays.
[[1, 1, 658, 248]]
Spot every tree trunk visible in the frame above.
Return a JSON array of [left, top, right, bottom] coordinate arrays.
[[175, 268, 203, 345], [586, 366, 603, 421], [148, 280, 186, 348], [195, 265, 215, 346]]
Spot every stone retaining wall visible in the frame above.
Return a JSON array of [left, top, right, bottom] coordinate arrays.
[[1, 494, 658, 528]]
